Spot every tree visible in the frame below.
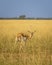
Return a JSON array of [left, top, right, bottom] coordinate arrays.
[[18, 15, 26, 19]]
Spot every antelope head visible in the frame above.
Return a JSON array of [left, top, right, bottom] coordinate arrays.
[[28, 30, 36, 39]]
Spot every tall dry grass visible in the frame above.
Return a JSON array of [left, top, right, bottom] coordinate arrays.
[[0, 32, 52, 65], [0, 20, 52, 65]]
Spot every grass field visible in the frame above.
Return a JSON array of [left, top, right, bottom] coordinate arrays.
[[0, 20, 52, 65]]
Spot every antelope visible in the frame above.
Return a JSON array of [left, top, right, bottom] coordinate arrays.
[[15, 30, 36, 44]]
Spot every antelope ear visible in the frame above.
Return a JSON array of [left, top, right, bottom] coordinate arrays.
[[33, 30, 36, 33], [28, 30, 31, 33], [34, 30, 36, 32]]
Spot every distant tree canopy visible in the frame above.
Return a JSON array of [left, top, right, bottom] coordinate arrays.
[[18, 15, 26, 19], [0, 14, 52, 20]]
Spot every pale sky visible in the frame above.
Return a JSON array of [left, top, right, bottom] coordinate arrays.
[[0, 0, 52, 18]]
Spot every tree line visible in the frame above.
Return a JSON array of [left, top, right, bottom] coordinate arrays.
[[0, 15, 52, 20]]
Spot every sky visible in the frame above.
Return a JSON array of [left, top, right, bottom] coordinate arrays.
[[0, 0, 52, 18]]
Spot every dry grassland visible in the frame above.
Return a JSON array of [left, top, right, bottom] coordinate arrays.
[[0, 20, 52, 65]]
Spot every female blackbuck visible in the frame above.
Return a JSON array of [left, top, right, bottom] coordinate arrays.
[[15, 30, 36, 44]]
